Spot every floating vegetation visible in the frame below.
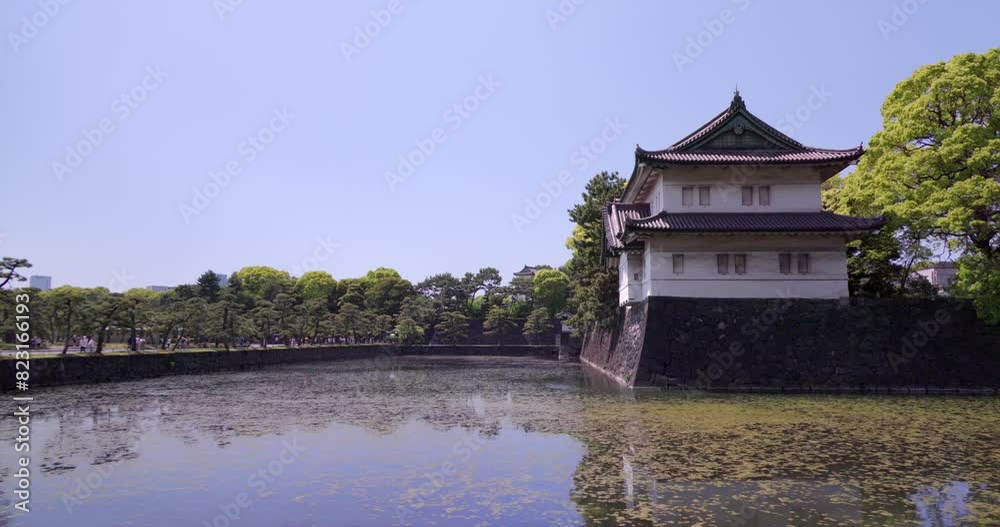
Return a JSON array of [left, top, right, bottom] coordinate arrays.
[[1, 357, 996, 526]]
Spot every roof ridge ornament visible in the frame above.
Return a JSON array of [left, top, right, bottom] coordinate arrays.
[[730, 88, 745, 110]]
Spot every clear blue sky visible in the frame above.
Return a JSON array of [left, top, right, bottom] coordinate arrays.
[[2, 0, 997, 291]]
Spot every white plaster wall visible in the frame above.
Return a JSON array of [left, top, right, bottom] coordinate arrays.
[[642, 234, 849, 299], [618, 252, 645, 304], [646, 166, 824, 214]]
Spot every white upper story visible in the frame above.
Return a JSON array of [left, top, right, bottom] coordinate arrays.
[[644, 165, 826, 215]]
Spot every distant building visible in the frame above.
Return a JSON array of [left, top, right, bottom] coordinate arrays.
[[217, 274, 229, 287], [513, 266, 539, 281], [914, 262, 958, 292], [28, 275, 52, 291], [146, 285, 173, 293]]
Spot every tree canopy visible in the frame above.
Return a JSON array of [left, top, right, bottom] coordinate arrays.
[[0, 257, 32, 290], [833, 48, 999, 320], [564, 172, 627, 334]]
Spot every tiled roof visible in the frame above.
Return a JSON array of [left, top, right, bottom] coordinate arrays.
[[635, 92, 863, 166], [603, 203, 648, 253], [636, 148, 863, 165], [626, 211, 886, 233]]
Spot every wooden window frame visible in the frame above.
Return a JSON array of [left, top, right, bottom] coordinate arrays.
[[717, 254, 729, 275], [779, 253, 792, 274]]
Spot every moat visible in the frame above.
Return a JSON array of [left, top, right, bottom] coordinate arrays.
[[1, 357, 997, 526]]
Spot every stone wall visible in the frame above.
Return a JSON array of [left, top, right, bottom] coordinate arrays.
[[581, 297, 1000, 392], [0, 344, 558, 391], [579, 304, 647, 386]]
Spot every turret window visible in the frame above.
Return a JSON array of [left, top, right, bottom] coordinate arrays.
[[797, 253, 811, 274], [779, 253, 792, 274], [717, 254, 729, 275], [759, 185, 771, 206], [741, 186, 753, 206], [734, 254, 747, 275], [698, 186, 711, 206]]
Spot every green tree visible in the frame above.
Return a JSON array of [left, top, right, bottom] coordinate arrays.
[[0, 257, 31, 290], [335, 302, 365, 342], [297, 271, 337, 302], [0, 289, 16, 337], [196, 270, 223, 302], [155, 297, 207, 350], [533, 269, 571, 314], [120, 288, 158, 352], [483, 305, 516, 347], [510, 275, 535, 310], [953, 254, 1000, 324], [173, 284, 199, 300], [836, 49, 999, 315], [565, 172, 627, 334], [399, 295, 435, 327], [232, 266, 293, 300], [273, 292, 300, 345], [461, 268, 503, 310], [363, 268, 414, 315], [417, 273, 466, 312], [523, 307, 553, 345], [87, 289, 123, 353], [841, 49, 999, 259], [207, 293, 244, 350], [372, 314, 395, 342], [301, 298, 329, 341], [248, 301, 280, 348], [434, 311, 469, 345], [394, 316, 424, 346], [44, 286, 88, 353], [338, 278, 366, 309]]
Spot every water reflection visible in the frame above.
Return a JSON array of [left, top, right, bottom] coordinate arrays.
[[0, 357, 996, 526]]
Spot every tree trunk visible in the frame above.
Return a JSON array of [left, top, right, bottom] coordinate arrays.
[[61, 304, 73, 354], [129, 314, 138, 353], [171, 329, 185, 351]]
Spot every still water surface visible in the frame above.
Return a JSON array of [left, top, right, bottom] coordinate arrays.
[[0, 357, 997, 526]]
